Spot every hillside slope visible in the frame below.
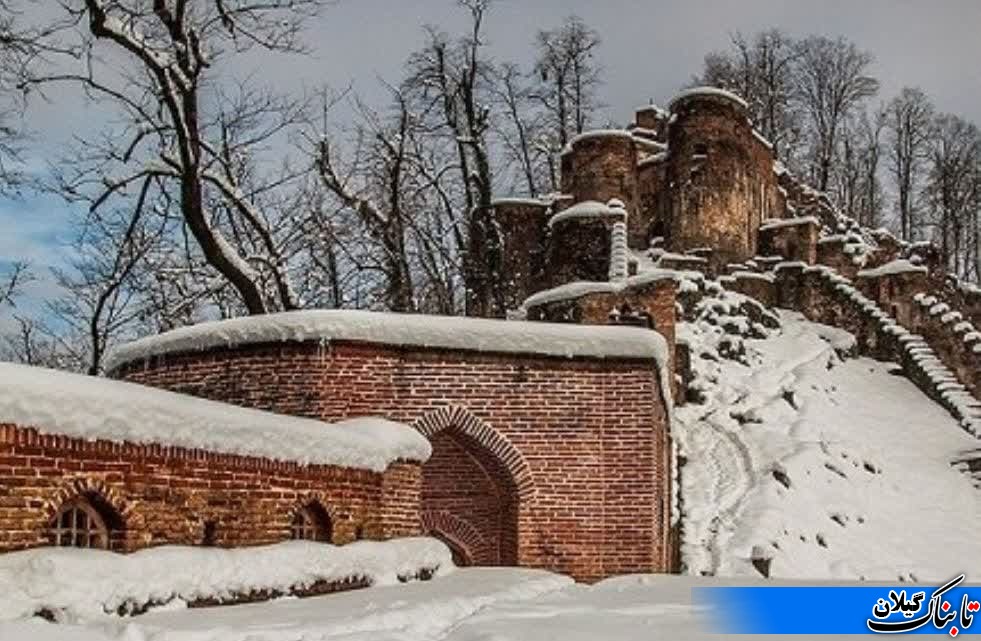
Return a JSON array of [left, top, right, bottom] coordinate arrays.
[[676, 308, 981, 581]]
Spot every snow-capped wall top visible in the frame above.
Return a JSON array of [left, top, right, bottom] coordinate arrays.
[[667, 86, 750, 112], [490, 197, 549, 209], [568, 128, 635, 147], [548, 200, 627, 227], [106, 310, 668, 372], [856, 259, 928, 279], [759, 216, 820, 231], [751, 129, 774, 150], [0, 362, 431, 471], [632, 136, 667, 152], [522, 270, 680, 310], [638, 151, 668, 167]]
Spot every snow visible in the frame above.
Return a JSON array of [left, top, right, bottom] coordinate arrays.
[[675, 310, 981, 581], [632, 136, 666, 152], [725, 271, 775, 283], [751, 129, 774, 150], [105, 310, 670, 371], [522, 270, 685, 309], [608, 220, 629, 281], [773, 159, 788, 176], [560, 129, 634, 155], [856, 259, 928, 279], [637, 150, 668, 166], [758, 216, 819, 231], [0, 538, 452, 623], [490, 197, 548, 208], [548, 199, 627, 227], [667, 86, 750, 111], [0, 362, 430, 471]]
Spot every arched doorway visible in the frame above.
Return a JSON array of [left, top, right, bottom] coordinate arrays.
[[414, 407, 533, 568]]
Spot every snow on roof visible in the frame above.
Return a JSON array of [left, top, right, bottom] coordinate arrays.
[[667, 86, 749, 112], [548, 200, 627, 227], [491, 197, 548, 208], [759, 216, 820, 231], [522, 270, 680, 309], [0, 362, 431, 471], [106, 310, 668, 372], [773, 159, 789, 176], [856, 259, 928, 279]]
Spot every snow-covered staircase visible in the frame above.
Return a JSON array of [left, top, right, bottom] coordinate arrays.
[[788, 266, 981, 438]]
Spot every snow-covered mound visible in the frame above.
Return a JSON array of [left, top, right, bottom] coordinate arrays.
[[0, 538, 453, 622], [676, 309, 981, 581], [0, 362, 432, 471]]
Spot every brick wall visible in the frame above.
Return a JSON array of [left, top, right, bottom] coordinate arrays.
[[758, 220, 819, 265], [113, 341, 671, 582], [664, 94, 779, 272], [0, 424, 417, 553], [560, 133, 638, 218], [524, 279, 678, 372]]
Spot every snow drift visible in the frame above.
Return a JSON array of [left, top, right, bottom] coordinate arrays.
[[0, 538, 453, 622]]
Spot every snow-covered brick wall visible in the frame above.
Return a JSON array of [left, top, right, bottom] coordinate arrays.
[[114, 335, 675, 582], [105, 310, 668, 373], [0, 362, 430, 471]]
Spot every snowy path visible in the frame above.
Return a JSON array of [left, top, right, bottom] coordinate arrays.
[[676, 311, 981, 581]]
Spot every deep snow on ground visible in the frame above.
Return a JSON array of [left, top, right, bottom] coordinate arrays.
[[0, 539, 451, 622], [676, 310, 981, 581]]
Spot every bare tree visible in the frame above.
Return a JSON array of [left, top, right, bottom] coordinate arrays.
[[793, 35, 879, 191], [403, 0, 501, 316], [0, 260, 31, 307], [921, 114, 981, 278], [23, 0, 326, 315], [884, 87, 934, 240], [490, 62, 544, 196], [48, 203, 163, 374], [531, 15, 602, 152], [698, 29, 800, 158], [831, 109, 885, 227]]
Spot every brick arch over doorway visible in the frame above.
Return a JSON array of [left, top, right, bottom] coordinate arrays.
[[413, 406, 534, 566]]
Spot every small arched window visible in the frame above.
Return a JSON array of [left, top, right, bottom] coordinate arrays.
[[289, 503, 333, 542], [51, 497, 111, 549]]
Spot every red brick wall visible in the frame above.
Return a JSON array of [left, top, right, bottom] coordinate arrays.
[[422, 431, 517, 565], [0, 424, 419, 553], [113, 342, 671, 582]]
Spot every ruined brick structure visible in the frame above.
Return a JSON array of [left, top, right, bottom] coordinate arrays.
[[5, 82, 979, 596], [104, 313, 673, 583]]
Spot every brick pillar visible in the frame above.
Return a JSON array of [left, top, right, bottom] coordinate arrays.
[[377, 461, 423, 539]]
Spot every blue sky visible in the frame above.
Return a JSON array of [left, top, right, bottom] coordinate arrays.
[[2, 0, 980, 325]]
